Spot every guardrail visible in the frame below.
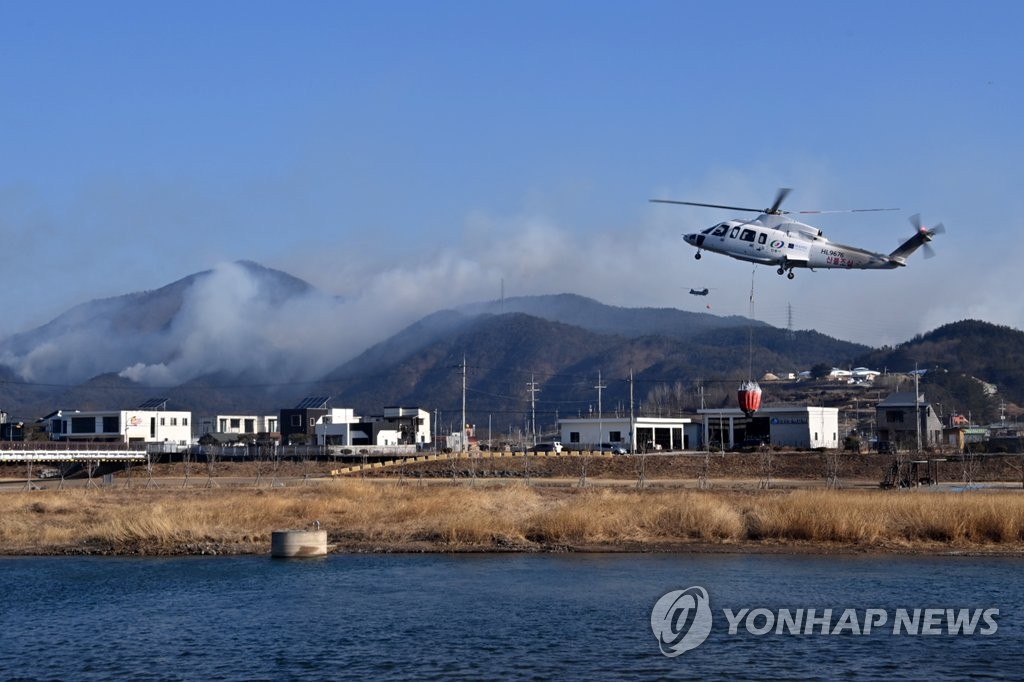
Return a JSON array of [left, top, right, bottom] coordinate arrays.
[[0, 449, 148, 463]]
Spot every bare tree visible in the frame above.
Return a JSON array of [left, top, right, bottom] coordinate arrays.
[[757, 445, 774, 489], [698, 447, 712, 490], [961, 444, 982, 489], [823, 449, 841, 489], [635, 450, 648, 490], [578, 448, 591, 488]]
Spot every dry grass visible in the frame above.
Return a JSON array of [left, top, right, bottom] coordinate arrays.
[[2, 482, 1024, 555]]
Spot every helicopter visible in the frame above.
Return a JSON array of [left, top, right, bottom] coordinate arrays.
[[650, 188, 944, 279], [688, 287, 712, 296]]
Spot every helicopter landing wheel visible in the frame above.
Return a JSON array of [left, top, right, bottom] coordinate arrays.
[[777, 267, 785, 275], [695, 252, 702, 260], [787, 271, 795, 280]]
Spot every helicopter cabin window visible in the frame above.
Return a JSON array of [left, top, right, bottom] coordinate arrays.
[[739, 229, 757, 242], [710, 224, 729, 237], [757, 233, 767, 244], [729, 226, 740, 239]]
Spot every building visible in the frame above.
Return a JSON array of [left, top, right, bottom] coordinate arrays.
[[279, 397, 330, 445], [697, 405, 839, 450], [40, 398, 192, 449], [315, 407, 431, 447], [875, 392, 944, 451], [197, 414, 279, 439], [0, 411, 24, 441], [557, 416, 693, 452]]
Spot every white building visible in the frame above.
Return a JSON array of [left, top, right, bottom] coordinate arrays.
[[698, 405, 839, 450], [42, 407, 193, 449], [197, 414, 279, 437], [315, 407, 431, 447], [557, 416, 693, 452]]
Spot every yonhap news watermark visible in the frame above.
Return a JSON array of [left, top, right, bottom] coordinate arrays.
[[651, 586, 999, 658]]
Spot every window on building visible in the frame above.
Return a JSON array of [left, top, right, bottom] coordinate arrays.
[[160, 418, 165, 426], [183, 417, 188, 426], [569, 432, 580, 443], [245, 419, 255, 434], [102, 416, 120, 433], [886, 411, 905, 424], [170, 418, 177, 426], [291, 415, 301, 427], [609, 431, 622, 443], [219, 419, 227, 431], [230, 418, 241, 429], [71, 417, 95, 434]]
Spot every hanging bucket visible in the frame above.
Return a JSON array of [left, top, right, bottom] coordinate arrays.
[[737, 380, 762, 417]]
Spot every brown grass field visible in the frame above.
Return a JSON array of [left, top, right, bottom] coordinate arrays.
[[3, 479, 1024, 556]]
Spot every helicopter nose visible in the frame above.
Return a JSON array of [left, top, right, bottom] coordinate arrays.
[[684, 234, 704, 247]]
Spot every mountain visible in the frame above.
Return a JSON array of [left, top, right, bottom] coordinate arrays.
[[852, 320, 1024, 423], [311, 312, 871, 428], [0, 260, 319, 387], [1, 261, 1022, 429], [457, 293, 762, 339]]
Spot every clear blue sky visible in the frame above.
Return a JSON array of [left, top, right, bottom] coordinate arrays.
[[2, 0, 1021, 350]]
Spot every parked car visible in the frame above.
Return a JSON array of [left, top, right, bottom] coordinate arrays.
[[531, 441, 563, 453], [598, 443, 628, 455]]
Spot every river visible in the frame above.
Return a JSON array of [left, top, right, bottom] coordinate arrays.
[[0, 553, 1020, 680]]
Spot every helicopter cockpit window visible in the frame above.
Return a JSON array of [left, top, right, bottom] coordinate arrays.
[[739, 229, 757, 242], [757, 233, 767, 245], [729, 226, 740, 239], [701, 226, 717, 235], [710, 224, 729, 237]]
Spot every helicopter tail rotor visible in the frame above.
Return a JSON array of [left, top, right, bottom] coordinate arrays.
[[890, 214, 945, 262], [909, 214, 945, 259]]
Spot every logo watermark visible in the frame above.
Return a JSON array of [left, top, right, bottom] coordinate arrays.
[[650, 586, 713, 657], [652, 586, 999, 658]]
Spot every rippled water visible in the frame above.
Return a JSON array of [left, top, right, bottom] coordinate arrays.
[[0, 552, 1020, 680]]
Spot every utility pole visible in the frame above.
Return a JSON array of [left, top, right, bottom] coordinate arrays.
[[629, 368, 635, 454], [915, 363, 921, 454], [461, 355, 467, 453], [594, 370, 606, 448], [526, 374, 540, 446]]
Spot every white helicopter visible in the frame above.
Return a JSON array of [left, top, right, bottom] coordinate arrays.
[[651, 188, 944, 279]]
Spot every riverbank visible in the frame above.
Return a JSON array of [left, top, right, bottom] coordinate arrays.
[[2, 480, 1024, 556]]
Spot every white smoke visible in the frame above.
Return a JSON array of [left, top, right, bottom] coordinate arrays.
[[1, 171, 1015, 388]]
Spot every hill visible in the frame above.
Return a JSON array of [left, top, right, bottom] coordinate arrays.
[[311, 312, 870, 430], [0, 260, 1021, 429]]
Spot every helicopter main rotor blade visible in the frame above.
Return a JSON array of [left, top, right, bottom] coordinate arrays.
[[797, 208, 900, 214], [649, 199, 767, 212], [766, 188, 792, 215]]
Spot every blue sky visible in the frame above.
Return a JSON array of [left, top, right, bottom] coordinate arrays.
[[1, 1, 1021, 352]]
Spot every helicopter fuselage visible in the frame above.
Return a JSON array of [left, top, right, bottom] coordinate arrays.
[[683, 214, 900, 274]]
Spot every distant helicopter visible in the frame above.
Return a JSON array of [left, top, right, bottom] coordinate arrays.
[[651, 188, 944, 279], [688, 287, 712, 296]]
